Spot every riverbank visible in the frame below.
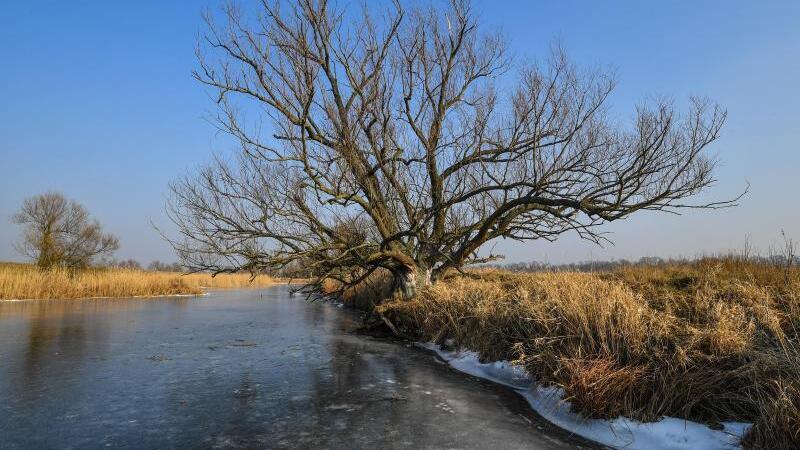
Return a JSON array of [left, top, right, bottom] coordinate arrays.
[[375, 259, 800, 450], [0, 262, 278, 300]]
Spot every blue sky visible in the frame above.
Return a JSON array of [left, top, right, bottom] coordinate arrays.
[[1, 1, 798, 265]]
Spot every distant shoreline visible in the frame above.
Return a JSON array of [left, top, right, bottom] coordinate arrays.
[[0, 262, 287, 301]]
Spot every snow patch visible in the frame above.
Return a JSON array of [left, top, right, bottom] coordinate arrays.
[[419, 343, 750, 450]]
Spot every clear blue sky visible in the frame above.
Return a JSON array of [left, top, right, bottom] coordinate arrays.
[[1, 1, 798, 265]]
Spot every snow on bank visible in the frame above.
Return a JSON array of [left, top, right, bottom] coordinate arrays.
[[420, 343, 751, 450]]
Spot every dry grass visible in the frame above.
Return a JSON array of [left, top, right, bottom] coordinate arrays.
[[377, 259, 800, 449], [321, 270, 394, 309], [742, 381, 800, 450], [0, 262, 277, 300]]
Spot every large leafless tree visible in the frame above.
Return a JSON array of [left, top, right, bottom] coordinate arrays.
[[12, 192, 119, 269], [168, 0, 740, 298]]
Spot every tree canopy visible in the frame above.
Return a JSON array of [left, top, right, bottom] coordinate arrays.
[[13, 192, 119, 269], [167, 0, 740, 298]]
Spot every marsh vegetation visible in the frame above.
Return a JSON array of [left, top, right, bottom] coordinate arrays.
[[0, 262, 276, 300], [374, 258, 800, 449]]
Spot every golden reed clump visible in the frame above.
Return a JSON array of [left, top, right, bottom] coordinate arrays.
[[377, 259, 800, 450], [0, 262, 276, 300]]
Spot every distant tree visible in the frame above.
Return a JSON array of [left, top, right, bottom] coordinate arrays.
[[167, 0, 742, 299], [12, 192, 119, 269], [147, 261, 184, 272], [147, 261, 166, 271], [112, 259, 143, 270]]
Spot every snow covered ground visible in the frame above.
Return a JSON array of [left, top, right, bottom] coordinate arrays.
[[420, 343, 751, 450]]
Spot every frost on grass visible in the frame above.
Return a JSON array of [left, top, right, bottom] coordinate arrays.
[[420, 343, 750, 450]]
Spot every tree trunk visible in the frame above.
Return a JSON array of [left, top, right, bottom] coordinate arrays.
[[37, 226, 57, 270], [392, 264, 432, 300]]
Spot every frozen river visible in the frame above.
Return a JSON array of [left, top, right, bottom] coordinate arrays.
[[0, 286, 598, 449]]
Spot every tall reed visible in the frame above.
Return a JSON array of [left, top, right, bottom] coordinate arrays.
[[0, 263, 276, 300]]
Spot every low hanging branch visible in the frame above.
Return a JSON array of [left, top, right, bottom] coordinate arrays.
[[166, 0, 743, 300]]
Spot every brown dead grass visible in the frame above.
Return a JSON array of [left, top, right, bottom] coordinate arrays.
[[0, 262, 277, 300], [742, 381, 800, 450], [321, 270, 394, 309], [377, 259, 800, 449]]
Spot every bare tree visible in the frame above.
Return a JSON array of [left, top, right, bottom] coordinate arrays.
[[105, 258, 143, 270], [167, 0, 742, 299], [147, 260, 185, 272], [12, 192, 119, 269]]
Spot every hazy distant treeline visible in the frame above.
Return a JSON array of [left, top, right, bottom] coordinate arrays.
[[486, 254, 799, 273], [99, 259, 185, 272]]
